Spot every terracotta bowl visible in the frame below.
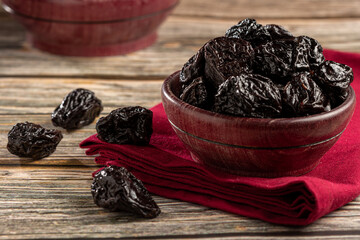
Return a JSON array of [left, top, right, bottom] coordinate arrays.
[[161, 71, 356, 177], [2, 0, 178, 56]]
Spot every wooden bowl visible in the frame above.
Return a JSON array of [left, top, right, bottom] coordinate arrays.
[[161, 71, 356, 177], [2, 0, 178, 56]]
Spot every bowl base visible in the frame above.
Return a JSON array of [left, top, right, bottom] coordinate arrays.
[[27, 32, 157, 57]]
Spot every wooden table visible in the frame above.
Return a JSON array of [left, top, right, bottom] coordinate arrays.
[[1, 0, 360, 239]]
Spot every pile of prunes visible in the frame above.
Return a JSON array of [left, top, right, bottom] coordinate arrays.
[[179, 18, 353, 118]]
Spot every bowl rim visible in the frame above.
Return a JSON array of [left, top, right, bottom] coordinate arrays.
[[162, 70, 356, 124]]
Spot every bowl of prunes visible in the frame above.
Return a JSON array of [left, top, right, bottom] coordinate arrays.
[[161, 18, 356, 178], [2, 0, 179, 56]]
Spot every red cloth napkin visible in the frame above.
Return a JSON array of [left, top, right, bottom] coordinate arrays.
[[80, 49, 360, 225]]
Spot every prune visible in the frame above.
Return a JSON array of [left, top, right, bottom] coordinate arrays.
[[7, 122, 63, 160], [91, 165, 161, 218], [204, 37, 254, 88], [254, 39, 294, 80], [225, 18, 271, 47], [180, 76, 208, 108], [52, 88, 103, 129], [293, 36, 325, 71], [213, 74, 282, 118], [180, 47, 205, 86], [264, 24, 294, 41], [282, 72, 330, 117], [96, 106, 153, 145], [315, 60, 353, 106]]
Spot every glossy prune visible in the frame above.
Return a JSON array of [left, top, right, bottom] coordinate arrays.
[[264, 24, 294, 41], [204, 37, 254, 88], [96, 106, 153, 145], [316, 60, 354, 106], [213, 74, 282, 118], [282, 72, 330, 117], [293, 36, 325, 71], [254, 39, 294, 80], [180, 48, 205, 86], [52, 88, 103, 129], [225, 18, 271, 47], [91, 165, 161, 218], [7, 122, 63, 160], [180, 76, 208, 108]]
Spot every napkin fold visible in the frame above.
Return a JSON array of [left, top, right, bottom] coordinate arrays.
[[80, 49, 360, 225]]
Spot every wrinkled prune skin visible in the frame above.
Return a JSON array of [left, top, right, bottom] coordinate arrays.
[[180, 76, 208, 108], [91, 165, 161, 218], [254, 39, 294, 80], [264, 24, 294, 41], [282, 72, 330, 117], [7, 122, 63, 160], [316, 60, 354, 106], [204, 37, 254, 88], [225, 18, 271, 47], [213, 74, 282, 118], [293, 36, 325, 71], [52, 88, 103, 129], [180, 48, 205, 86], [96, 106, 153, 145]]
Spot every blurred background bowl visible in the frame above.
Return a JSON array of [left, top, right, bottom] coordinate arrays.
[[2, 0, 179, 56], [161, 71, 356, 177]]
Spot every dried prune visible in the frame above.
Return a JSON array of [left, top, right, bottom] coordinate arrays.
[[264, 24, 294, 41], [52, 88, 103, 129], [180, 76, 208, 108], [315, 60, 353, 106], [91, 165, 161, 218], [282, 72, 330, 117], [293, 36, 325, 71], [7, 122, 63, 160], [180, 47, 205, 86], [254, 39, 294, 80], [96, 106, 153, 145], [213, 74, 282, 118], [204, 37, 254, 88], [225, 18, 271, 47]]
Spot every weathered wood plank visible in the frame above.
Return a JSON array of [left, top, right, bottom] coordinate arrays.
[[173, 0, 360, 19], [0, 78, 163, 114], [1, 166, 360, 239], [0, 17, 359, 78], [2, 0, 360, 19]]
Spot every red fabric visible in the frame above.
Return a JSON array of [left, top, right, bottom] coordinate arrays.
[[80, 49, 360, 225]]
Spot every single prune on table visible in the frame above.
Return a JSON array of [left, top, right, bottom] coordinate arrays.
[[180, 76, 208, 108], [204, 37, 254, 88], [91, 165, 161, 218], [7, 122, 63, 160], [213, 74, 282, 118], [293, 36, 325, 71], [315, 60, 354, 106], [96, 106, 153, 145], [254, 39, 295, 80], [282, 72, 330, 117], [225, 18, 271, 47], [52, 88, 103, 129]]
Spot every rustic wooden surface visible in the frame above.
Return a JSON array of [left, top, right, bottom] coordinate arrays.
[[1, 0, 360, 239]]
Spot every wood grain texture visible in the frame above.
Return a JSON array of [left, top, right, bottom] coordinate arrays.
[[1, 0, 360, 238], [1, 166, 360, 239]]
